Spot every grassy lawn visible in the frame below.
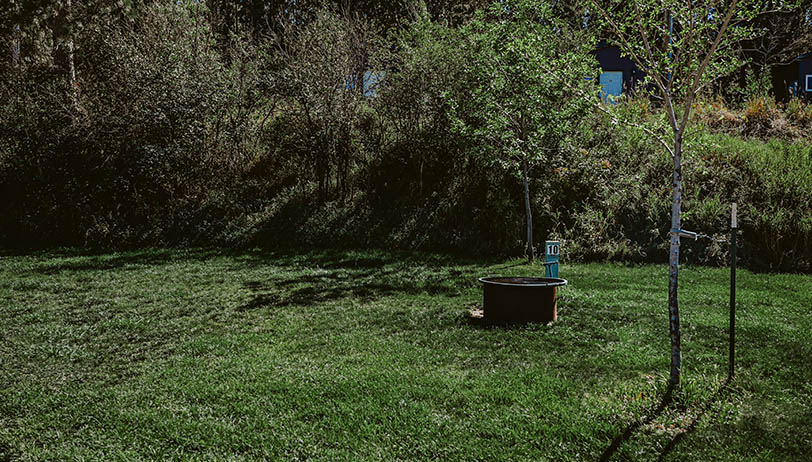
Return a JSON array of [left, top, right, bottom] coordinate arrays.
[[1, 249, 810, 461]]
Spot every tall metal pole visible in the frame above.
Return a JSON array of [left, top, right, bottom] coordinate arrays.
[[729, 203, 737, 380]]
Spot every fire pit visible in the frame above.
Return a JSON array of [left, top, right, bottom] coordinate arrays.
[[478, 277, 567, 322]]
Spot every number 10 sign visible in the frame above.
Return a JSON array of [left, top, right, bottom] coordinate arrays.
[[545, 241, 560, 278]]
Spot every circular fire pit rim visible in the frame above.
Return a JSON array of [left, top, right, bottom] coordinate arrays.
[[478, 276, 568, 288]]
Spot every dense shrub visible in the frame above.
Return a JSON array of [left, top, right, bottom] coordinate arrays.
[[0, 2, 264, 246], [694, 95, 812, 141], [785, 98, 812, 127], [270, 8, 379, 202], [0, 1, 810, 272], [558, 108, 812, 272]]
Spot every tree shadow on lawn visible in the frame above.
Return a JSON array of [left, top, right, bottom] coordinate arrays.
[[14, 248, 395, 276], [599, 383, 675, 462], [23, 248, 224, 274], [462, 305, 565, 330], [688, 321, 812, 383], [15, 246, 509, 282], [228, 247, 501, 272], [22, 247, 399, 275], [600, 378, 734, 461], [240, 267, 477, 311]]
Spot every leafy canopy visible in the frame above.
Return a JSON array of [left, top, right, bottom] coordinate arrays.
[[587, 0, 785, 145], [448, 0, 599, 175]]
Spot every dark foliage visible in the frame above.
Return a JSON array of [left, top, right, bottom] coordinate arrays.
[[0, 0, 810, 272]]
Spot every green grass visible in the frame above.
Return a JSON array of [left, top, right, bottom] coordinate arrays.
[[1, 249, 810, 461]]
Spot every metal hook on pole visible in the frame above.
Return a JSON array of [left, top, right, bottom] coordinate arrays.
[[670, 228, 729, 243], [669, 228, 698, 240]]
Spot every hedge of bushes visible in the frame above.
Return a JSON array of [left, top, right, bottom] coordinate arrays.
[[1, 1, 810, 272]]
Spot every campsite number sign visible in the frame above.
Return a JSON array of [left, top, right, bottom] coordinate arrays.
[[546, 242, 560, 257], [545, 241, 560, 278]]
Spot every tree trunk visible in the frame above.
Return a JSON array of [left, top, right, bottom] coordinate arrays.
[[52, 0, 78, 110], [11, 24, 20, 67], [523, 159, 534, 263], [419, 156, 424, 198], [668, 134, 683, 386]]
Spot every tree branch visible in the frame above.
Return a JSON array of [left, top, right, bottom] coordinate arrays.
[[631, 0, 679, 133], [679, 0, 740, 136]]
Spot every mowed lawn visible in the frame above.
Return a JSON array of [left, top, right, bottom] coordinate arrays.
[[1, 249, 810, 461]]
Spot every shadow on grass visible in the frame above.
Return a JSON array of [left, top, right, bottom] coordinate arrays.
[[14, 246, 509, 280], [656, 378, 733, 461], [463, 308, 559, 330], [600, 378, 733, 462], [25, 248, 223, 274], [0, 440, 16, 462], [599, 383, 676, 462], [240, 267, 475, 311]]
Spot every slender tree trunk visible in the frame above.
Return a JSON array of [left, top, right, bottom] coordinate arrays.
[[419, 156, 424, 198], [523, 159, 534, 263], [52, 0, 78, 110], [11, 24, 20, 67], [668, 133, 683, 386]]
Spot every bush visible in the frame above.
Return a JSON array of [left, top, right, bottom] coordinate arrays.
[[0, 3, 810, 273], [557, 105, 812, 272], [785, 97, 812, 127], [271, 7, 378, 202], [743, 96, 782, 136], [693, 95, 812, 142], [0, 1, 264, 246]]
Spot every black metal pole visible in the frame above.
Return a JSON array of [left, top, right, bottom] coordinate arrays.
[[729, 204, 737, 380]]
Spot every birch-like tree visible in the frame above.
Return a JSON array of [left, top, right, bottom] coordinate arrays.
[[449, 0, 597, 262], [588, 0, 769, 386]]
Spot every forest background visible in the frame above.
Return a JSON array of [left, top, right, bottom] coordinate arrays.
[[1, 0, 811, 273]]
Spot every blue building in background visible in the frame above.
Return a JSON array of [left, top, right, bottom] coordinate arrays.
[[593, 42, 644, 102], [798, 53, 812, 100], [593, 43, 812, 104], [772, 52, 812, 102]]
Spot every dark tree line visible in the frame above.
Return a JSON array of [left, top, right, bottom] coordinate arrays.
[[0, 1, 810, 274]]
